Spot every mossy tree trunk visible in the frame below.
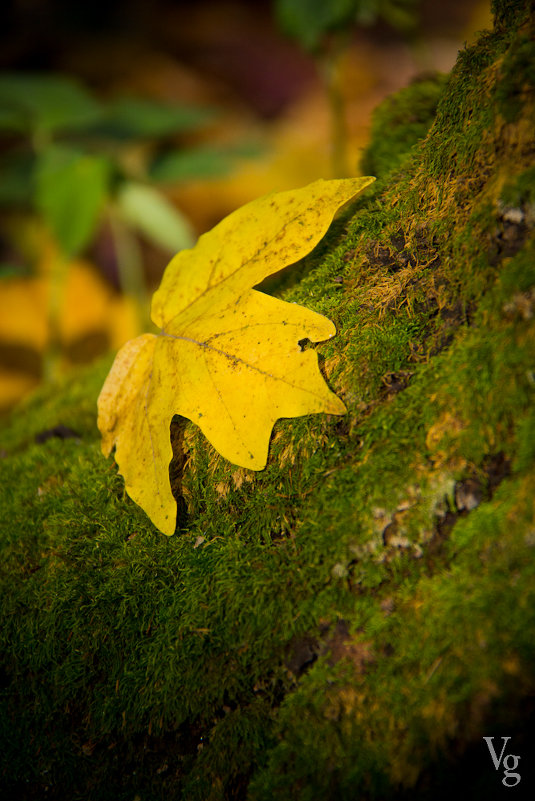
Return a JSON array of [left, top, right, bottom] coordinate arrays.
[[1, 2, 535, 799]]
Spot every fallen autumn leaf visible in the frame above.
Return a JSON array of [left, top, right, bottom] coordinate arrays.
[[98, 176, 374, 534]]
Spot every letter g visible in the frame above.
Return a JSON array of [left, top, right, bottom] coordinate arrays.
[[502, 753, 521, 787]]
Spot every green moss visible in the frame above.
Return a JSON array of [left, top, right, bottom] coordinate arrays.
[[496, 33, 535, 122], [491, 0, 531, 31], [1, 6, 535, 800], [360, 72, 448, 178], [499, 163, 535, 208]]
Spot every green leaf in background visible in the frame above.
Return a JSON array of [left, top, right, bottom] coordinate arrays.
[[149, 145, 234, 183], [274, 0, 419, 51], [274, 0, 358, 51], [35, 145, 110, 257], [0, 150, 35, 206], [0, 73, 101, 136], [374, 0, 420, 31], [116, 181, 195, 253], [92, 97, 214, 140], [0, 263, 25, 279], [0, 107, 27, 134]]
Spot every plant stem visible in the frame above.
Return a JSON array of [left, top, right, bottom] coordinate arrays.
[[43, 246, 68, 383], [108, 209, 150, 333], [320, 41, 350, 178]]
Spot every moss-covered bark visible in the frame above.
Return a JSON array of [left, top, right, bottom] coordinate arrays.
[[1, 3, 535, 799]]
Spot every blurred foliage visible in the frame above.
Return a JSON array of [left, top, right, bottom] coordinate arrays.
[[0, 71, 244, 409], [273, 0, 422, 177], [0, 222, 141, 411], [0, 72, 233, 259], [34, 144, 111, 259], [274, 0, 420, 53]]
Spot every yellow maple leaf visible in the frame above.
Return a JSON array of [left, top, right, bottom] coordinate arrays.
[[98, 177, 374, 535]]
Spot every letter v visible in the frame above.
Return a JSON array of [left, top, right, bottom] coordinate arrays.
[[483, 736, 510, 770]]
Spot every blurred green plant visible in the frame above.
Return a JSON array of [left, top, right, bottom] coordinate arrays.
[[0, 71, 242, 379], [0, 73, 230, 258], [274, 0, 421, 176]]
